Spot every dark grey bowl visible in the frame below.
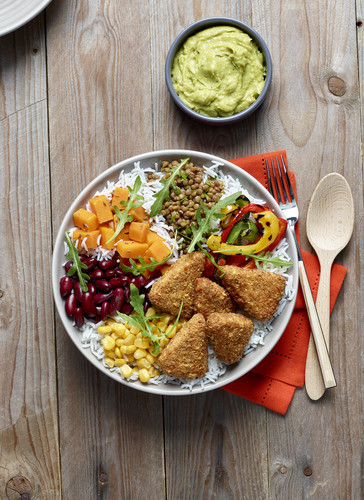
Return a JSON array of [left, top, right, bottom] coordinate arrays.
[[165, 17, 272, 126]]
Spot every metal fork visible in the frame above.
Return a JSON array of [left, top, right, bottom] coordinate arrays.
[[266, 156, 336, 393]]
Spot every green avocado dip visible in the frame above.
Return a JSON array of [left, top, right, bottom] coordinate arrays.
[[171, 26, 266, 117]]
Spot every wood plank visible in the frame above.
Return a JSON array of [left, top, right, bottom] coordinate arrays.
[[46, 1, 165, 498], [0, 102, 61, 497]]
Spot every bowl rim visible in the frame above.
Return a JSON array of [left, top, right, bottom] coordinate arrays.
[[165, 17, 273, 124], [52, 149, 298, 396]]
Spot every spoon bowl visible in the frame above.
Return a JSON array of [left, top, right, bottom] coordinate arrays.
[[305, 173, 354, 400]]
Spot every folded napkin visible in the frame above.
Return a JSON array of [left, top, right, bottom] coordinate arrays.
[[222, 151, 347, 415]]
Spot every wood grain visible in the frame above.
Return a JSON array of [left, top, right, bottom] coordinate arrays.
[[0, 19, 61, 497]]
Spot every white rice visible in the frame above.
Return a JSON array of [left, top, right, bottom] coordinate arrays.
[[69, 159, 294, 390]]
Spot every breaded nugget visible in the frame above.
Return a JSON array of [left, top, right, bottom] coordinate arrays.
[[194, 277, 236, 318], [206, 312, 254, 364], [149, 252, 205, 319], [157, 313, 208, 378], [220, 266, 286, 321]]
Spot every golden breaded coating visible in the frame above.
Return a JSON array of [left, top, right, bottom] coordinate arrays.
[[157, 313, 208, 378], [194, 277, 236, 318], [206, 313, 254, 364], [149, 252, 205, 319], [219, 266, 286, 322]]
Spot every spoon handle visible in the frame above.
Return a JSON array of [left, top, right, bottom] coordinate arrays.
[[305, 258, 336, 400]]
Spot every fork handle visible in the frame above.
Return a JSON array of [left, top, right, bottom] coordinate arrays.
[[298, 260, 337, 396]]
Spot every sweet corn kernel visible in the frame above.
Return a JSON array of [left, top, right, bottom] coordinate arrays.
[[114, 347, 122, 358], [146, 353, 155, 364], [125, 345, 137, 354], [159, 338, 169, 348], [161, 314, 173, 324], [104, 350, 115, 358], [111, 323, 127, 337], [134, 338, 150, 349], [132, 367, 139, 374], [114, 358, 127, 367], [136, 332, 143, 339], [156, 321, 167, 332], [98, 325, 112, 335], [124, 334, 136, 346], [125, 354, 134, 362], [129, 325, 141, 335], [139, 369, 150, 383], [149, 367, 160, 378], [166, 326, 176, 338], [102, 336, 116, 351], [136, 358, 151, 369], [121, 364, 133, 378], [115, 338, 124, 347], [146, 307, 156, 318], [134, 348, 147, 360], [110, 332, 119, 340], [104, 357, 115, 368], [106, 318, 115, 326]]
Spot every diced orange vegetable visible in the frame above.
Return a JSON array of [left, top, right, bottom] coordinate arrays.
[[73, 208, 99, 231], [111, 187, 129, 211], [136, 259, 152, 279], [160, 264, 171, 275], [116, 240, 149, 259], [100, 226, 116, 250], [89, 195, 113, 224], [129, 222, 150, 243], [72, 229, 101, 249], [145, 240, 171, 261], [129, 206, 147, 222], [145, 230, 166, 246]]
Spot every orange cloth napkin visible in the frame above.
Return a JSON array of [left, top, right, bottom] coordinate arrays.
[[222, 151, 347, 415]]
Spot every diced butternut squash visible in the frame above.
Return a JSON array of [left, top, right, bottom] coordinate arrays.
[[145, 230, 166, 246], [129, 222, 150, 243], [100, 226, 116, 250], [116, 240, 149, 259], [111, 187, 129, 211], [73, 208, 99, 231], [136, 259, 152, 279], [145, 240, 171, 261], [89, 195, 113, 224], [160, 264, 172, 275], [72, 229, 101, 249], [129, 206, 147, 222]]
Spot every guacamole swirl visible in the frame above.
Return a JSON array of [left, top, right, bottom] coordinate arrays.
[[171, 26, 266, 117]]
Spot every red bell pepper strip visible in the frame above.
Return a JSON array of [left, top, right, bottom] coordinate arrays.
[[221, 203, 270, 243], [203, 255, 215, 278]]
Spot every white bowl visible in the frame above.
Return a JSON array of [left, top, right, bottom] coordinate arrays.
[[52, 150, 298, 395]]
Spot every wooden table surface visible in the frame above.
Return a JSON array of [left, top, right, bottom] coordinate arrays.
[[1, 1, 363, 499]]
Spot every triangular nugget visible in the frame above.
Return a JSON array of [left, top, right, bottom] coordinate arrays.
[[220, 266, 286, 321], [148, 252, 205, 319], [194, 277, 236, 318], [157, 314, 208, 378], [206, 312, 254, 364]]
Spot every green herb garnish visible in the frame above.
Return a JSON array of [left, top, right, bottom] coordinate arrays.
[[197, 243, 225, 277], [121, 237, 175, 276], [187, 191, 241, 253], [106, 176, 144, 244], [65, 231, 90, 292], [214, 249, 293, 269], [117, 284, 183, 354], [149, 158, 189, 217]]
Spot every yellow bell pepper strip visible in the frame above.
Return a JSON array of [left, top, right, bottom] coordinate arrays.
[[207, 211, 280, 255]]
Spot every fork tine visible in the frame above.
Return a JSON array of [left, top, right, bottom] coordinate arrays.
[[270, 158, 283, 204], [276, 156, 289, 204], [280, 154, 295, 201], [266, 159, 274, 195]]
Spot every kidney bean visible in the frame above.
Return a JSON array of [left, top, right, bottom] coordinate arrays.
[[130, 277, 142, 290], [81, 292, 97, 317], [109, 288, 125, 316], [94, 279, 112, 292], [87, 315, 101, 324], [74, 307, 84, 328], [89, 269, 104, 280], [114, 269, 125, 278], [84, 257, 98, 272], [123, 285, 130, 303], [116, 275, 130, 287], [143, 301, 149, 314], [120, 303, 133, 315], [65, 294, 76, 317], [87, 282, 96, 295], [73, 281, 84, 303], [60, 276, 73, 298], [64, 260, 73, 273], [100, 301, 109, 321], [79, 255, 88, 262], [136, 275, 147, 289], [98, 258, 118, 270], [104, 269, 116, 279], [93, 292, 114, 304], [108, 277, 124, 288]]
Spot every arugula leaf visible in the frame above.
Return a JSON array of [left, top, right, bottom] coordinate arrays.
[[106, 176, 144, 244], [187, 191, 241, 253], [197, 243, 225, 277], [149, 158, 189, 217], [214, 249, 293, 269], [65, 231, 90, 292], [121, 248, 173, 276]]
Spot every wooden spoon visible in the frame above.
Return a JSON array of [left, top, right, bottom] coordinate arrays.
[[305, 173, 354, 400]]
